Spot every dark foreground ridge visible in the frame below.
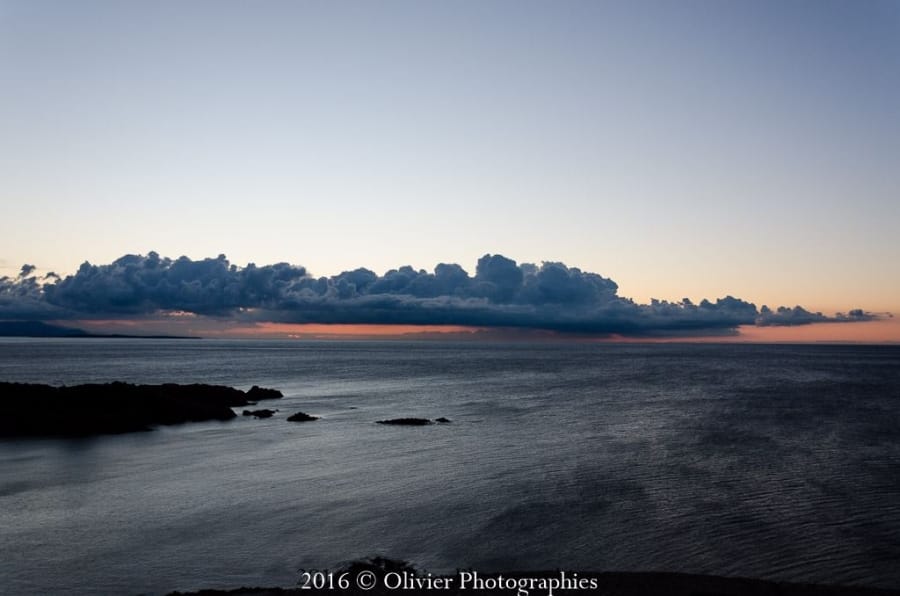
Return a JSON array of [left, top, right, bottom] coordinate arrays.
[[0, 382, 282, 438], [167, 557, 900, 596]]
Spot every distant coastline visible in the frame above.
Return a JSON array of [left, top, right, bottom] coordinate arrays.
[[0, 320, 196, 339]]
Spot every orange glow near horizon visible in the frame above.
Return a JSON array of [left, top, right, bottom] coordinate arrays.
[[242, 317, 895, 343], [720, 318, 900, 344], [217, 322, 481, 338], [69, 317, 900, 343]]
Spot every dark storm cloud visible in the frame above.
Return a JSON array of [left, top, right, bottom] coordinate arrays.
[[756, 305, 880, 326], [0, 265, 62, 320], [0, 252, 884, 336], [42, 252, 308, 316], [835, 308, 885, 323], [757, 305, 829, 326]]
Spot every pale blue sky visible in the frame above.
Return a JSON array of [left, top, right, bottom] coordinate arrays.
[[2, 0, 898, 311]]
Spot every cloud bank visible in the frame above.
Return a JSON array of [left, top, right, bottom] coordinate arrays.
[[0, 252, 882, 337]]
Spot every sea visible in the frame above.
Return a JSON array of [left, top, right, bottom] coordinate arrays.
[[1, 338, 899, 595]]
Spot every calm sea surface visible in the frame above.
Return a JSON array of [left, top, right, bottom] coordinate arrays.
[[1, 339, 899, 595]]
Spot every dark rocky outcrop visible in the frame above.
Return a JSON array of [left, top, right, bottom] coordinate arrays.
[[287, 411, 318, 422], [376, 418, 433, 426], [242, 409, 277, 419], [246, 386, 283, 401], [0, 382, 283, 438]]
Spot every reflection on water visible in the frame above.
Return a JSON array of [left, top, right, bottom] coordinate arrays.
[[1, 339, 899, 595]]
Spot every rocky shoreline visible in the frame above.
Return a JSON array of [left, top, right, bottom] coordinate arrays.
[[0, 382, 282, 437], [0, 382, 457, 437]]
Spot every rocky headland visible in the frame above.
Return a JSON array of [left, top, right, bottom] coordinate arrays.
[[0, 382, 283, 438]]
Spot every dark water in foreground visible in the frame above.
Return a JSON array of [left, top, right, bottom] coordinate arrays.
[[1, 339, 899, 595]]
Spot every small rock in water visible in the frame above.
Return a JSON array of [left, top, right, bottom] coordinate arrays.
[[376, 418, 433, 426], [287, 411, 319, 422]]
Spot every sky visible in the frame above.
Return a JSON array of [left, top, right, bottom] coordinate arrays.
[[1, 0, 898, 340]]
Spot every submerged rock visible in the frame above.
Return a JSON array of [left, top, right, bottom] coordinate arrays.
[[287, 411, 319, 422], [242, 409, 277, 419], [376, 418, 433, 426], [0, 382, 283, 438]]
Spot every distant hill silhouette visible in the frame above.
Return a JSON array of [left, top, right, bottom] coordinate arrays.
[[0, 320, 88, 337], [0, 320, 195, 339]]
